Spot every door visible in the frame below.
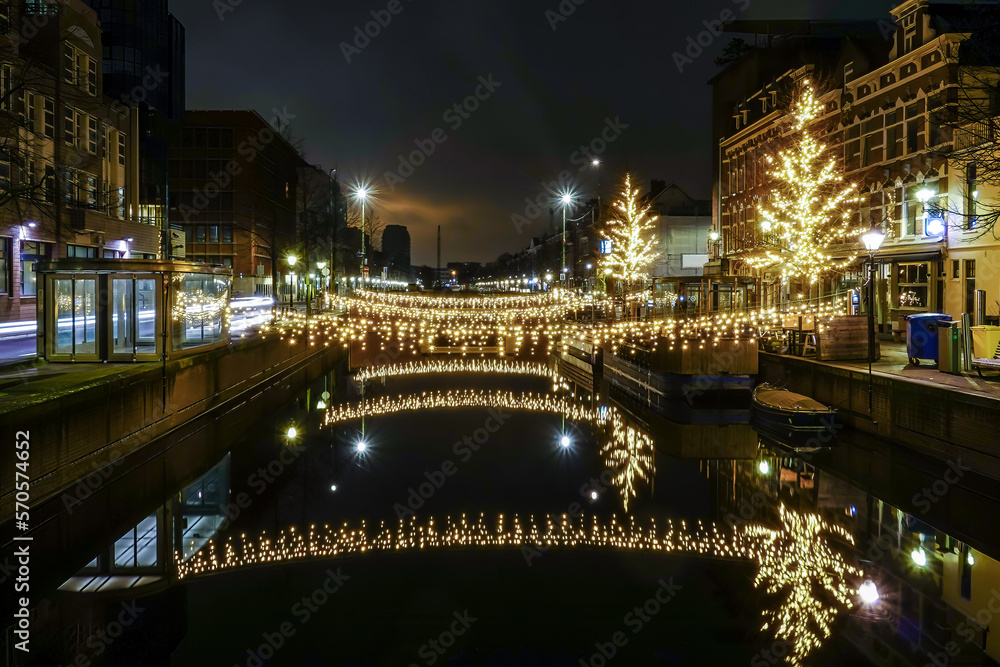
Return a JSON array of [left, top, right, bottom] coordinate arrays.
[[50, 275, 99, 361], [108, 275, 160, 361]]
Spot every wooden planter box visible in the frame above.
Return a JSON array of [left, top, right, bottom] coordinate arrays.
[[816, 316, 880, 361], [652, 339, 758, 375]]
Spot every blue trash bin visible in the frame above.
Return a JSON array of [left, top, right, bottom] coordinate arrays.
[[905, 313, 952, 366]]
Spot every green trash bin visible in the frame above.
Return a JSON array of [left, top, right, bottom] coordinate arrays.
[[938, 321, 962, 374]]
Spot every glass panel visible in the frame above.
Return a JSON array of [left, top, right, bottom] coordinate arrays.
[[136, 279, 157, 354], [113, 513, 158, 568], [54, 278, 75, 355], [73, 279, 96, 355], [172, 273, 229, 350], [112, 278, 134, 355]]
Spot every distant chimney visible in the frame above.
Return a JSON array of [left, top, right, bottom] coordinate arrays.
[[650, 180, 667, 196]]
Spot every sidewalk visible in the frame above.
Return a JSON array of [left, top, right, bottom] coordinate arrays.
[[774, 340, 1000, 401]]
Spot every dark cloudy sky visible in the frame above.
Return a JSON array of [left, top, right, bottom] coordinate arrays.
[[170, 0, 887, 266]]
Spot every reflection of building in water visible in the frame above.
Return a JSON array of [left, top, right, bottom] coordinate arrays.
[[58, 455, 230, 593], [708, 443, 1000, 666]]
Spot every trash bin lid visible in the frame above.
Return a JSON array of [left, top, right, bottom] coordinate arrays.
[[905, 312, 952, 321]]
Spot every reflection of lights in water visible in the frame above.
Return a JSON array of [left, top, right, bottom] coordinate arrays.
[[324, 390, 652, 511], [323, 390, 598, 427], [354, 359, 557, 383], [600, 408, 654, 511], [177, 504, 861, 666]]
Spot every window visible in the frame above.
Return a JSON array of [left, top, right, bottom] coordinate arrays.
[[63, 44, 75, 83], [0, 237, 9, 294], [87, 117, 97, 154], [118, 132, 125, 166], [208, 225, 219, 243], [67, 244, 98, 258], [861, 135, 873, 167], [43, 98, 54, 138], [0, 151, 9, 189], [0, 2, 9, 34], [87, 58, 97, 96], [965, 260, 977, 313], [897, 262, 929, 309], [86, 175, 97, 207], [194, 225, 206, 242], [966, 162, 978, 230], [64, 106, 76, 145], [906, 118, 922, 153], [886, 125, 901, 159], [103, 248, 120, 259], [0, 65, 10, 112], [20, 241, 49, 297], [114, 513, 159, 568], [221, 225, 233, 243], [952, 259, 960, 280]]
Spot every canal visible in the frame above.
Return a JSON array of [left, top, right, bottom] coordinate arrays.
[[18, 357, 1000, 666]]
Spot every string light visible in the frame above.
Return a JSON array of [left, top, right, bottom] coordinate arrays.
[[745, 81, 865, 284], [176, 504, 861, 666], [353, 359, 558, 383]]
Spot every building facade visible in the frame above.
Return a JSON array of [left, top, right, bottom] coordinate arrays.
[[381, 224, 411, 282], [168, 110, 307, 295], [1, 0, 155, 324], [83, 0, 185, 252], [712, 0, 999, 326]]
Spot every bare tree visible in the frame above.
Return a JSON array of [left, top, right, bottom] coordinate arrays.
[[934, 5, 1000, 239]]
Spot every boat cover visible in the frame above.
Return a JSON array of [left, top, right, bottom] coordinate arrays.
[[755, 388, 829, 412]]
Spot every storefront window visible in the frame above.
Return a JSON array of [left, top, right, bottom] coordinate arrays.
[[897, 262, 929, 309]]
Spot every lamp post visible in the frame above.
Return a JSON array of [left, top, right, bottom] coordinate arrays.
[[286, 254, 298, 308], [559, 192, 573, 286], [354, 186, 369, 284], [861, 224, 884, 415]]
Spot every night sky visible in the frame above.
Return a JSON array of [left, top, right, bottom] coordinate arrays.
[[171, 0, 887, 266]]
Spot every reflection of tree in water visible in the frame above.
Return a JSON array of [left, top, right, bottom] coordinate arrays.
[[179, 504, 862, 666], [752, 504, 863, 666], [598, 406, 655, 512]]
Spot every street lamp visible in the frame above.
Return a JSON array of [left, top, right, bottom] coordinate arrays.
[[557, 191, 576, 286], [861, 224, 884, 415], [354, 186, 369, 279], [286, 255, 298, 305]]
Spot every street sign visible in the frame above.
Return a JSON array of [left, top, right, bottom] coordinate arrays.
[[600, 240, 613, 254]]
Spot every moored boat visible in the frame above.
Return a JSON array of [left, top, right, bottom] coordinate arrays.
[[752, 383, 839, 436]]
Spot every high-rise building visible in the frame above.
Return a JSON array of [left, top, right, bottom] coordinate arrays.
[[83, 0, 186, 253], [381, 224, 411, 281]]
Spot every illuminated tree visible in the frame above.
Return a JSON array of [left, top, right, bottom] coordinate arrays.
[[750, 81, 863, 285], [600, 174, 660, 315]]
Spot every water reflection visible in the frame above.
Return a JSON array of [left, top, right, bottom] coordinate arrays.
[[42, 367, 1000, 666], [177, 503, 860, 666]]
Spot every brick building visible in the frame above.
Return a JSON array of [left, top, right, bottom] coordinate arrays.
[[711, 0, 999, 325], [0, 0, 156, 324], [168, 110, 308, 294]]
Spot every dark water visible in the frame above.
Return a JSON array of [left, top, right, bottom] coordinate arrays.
[[21, 364, 1000, 667]]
